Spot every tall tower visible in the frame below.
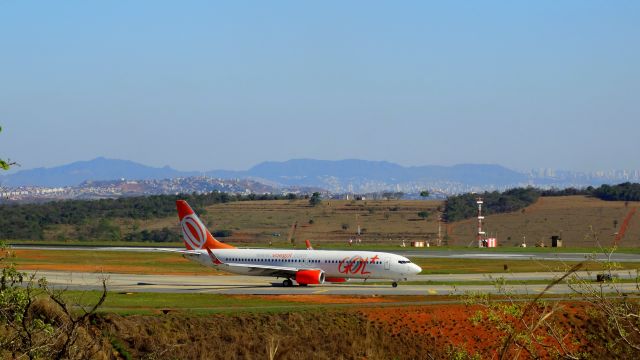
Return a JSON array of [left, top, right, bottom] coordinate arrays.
[[477, 197, 485, 247], [437, 216, 442, 247]]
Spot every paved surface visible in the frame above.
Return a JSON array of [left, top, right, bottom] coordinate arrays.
[[12, 244, 640, 262], [23, 270, 640, 296], [396, 250, 640, 262], [13, 245, 639, 296]]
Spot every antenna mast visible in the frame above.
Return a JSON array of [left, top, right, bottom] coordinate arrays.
[[477, 197, 486, 247]]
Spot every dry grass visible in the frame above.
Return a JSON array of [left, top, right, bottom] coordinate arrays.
[[34, 196, 640, 248], [95, 310, 442, 359], [11, 249, 222, 275], [3, 294, 632, 359], [87, 302, 631, 360], [93, 199, 442, 245]]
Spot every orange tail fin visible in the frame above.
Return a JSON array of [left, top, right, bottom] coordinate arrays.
[[176, 200, 236, 250]]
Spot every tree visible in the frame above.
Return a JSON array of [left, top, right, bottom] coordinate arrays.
[[309, 192, 322, 207], [0, 126, 17, 170], [420, 190, 430, 198], [0, 241, 109, 359], [417, 211, 429, 220], [443, 187, 541, 222]]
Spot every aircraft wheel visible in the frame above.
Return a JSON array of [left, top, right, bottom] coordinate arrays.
[[392, 282, 398, 288], [283, 279, 293, 287]]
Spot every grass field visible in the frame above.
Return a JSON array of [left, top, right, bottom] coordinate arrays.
[[449, 196, 640, 247], [60, 291, 448, 315], [63, 291, 305, 314], [40, 199, 444, 245], [9, 249, 221, 275], [410, 257, 640, 274], [60, 291, 582, 315], [26, 196, 640, 249]]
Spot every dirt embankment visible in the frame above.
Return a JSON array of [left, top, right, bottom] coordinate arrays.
[[88, 302, 636, 359], [360, 303, 634, 359], [96, 310, 441, 359]]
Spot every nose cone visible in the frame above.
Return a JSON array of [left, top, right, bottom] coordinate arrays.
[[411, 264, 422, 275]]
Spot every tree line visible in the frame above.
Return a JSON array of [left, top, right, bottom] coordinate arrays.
[[2, 182, 639, 240], [0, 192, 299, 240], [443, 187, 540, 222], [541, 182, 640, 201]]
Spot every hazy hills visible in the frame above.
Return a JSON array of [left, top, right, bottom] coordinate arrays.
[[207, 159, 527, 190], [0, 157, 526, 191], [1, 157, 635, 194], [0, 157, 199, 187]]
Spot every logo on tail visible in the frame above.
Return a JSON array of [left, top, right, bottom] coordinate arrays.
[[175, 200, 236, 250], [180, 214, 208, 250]]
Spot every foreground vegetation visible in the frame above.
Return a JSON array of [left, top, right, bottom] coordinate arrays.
[[4, 289, 639, 359]]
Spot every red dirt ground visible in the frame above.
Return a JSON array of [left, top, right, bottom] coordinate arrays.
[[252, 294, 399, 304], [360, 302, 595, 358], [14, 263, 215, 275]]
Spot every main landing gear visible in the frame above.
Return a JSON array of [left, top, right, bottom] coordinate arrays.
[[392, 282, 398, 288], [282, 279, 293, 287]]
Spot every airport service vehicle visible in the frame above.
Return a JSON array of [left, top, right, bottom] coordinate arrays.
[[175, 200, 421, 287]]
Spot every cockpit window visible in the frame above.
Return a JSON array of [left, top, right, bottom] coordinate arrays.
[[398, 260, 412, 264]]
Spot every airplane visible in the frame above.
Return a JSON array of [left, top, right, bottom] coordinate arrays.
[[175, 200, 422, 287]]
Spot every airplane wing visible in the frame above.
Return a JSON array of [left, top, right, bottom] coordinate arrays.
[[155, 248, 202, 255], [223, 263, 301, 277], [203, 248, 310, 277]]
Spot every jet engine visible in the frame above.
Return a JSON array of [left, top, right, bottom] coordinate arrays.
[[295, 269, 325, 285]]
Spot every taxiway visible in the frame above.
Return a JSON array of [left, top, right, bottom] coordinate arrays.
[[23, 270, 640, 296]]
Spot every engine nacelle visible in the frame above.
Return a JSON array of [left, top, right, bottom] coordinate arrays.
[[295, 269, 325, 285], [325, 277, 348, 283]]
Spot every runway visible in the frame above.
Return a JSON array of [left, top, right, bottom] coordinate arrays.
[[23, 270, 640, 296], [11, 244, 640, 262], [14, 244, 640, 296]]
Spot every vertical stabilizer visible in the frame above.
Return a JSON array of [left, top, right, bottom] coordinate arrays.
[[176, 200, 236, 250]]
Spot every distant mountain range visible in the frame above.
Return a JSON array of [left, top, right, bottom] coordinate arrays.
[[1, 157, 639, 194], [207, 159, 528, 192], [0, 157, 199, 187]]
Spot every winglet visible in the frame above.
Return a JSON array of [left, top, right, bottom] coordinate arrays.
[[176, 200, 236, 250], [305, 239, 313, 250]]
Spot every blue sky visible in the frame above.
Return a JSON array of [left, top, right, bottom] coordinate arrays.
[[1, 1, 638, 172]]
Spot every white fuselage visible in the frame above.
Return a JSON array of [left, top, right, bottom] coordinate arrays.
[[184, 248, 421, 281]]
